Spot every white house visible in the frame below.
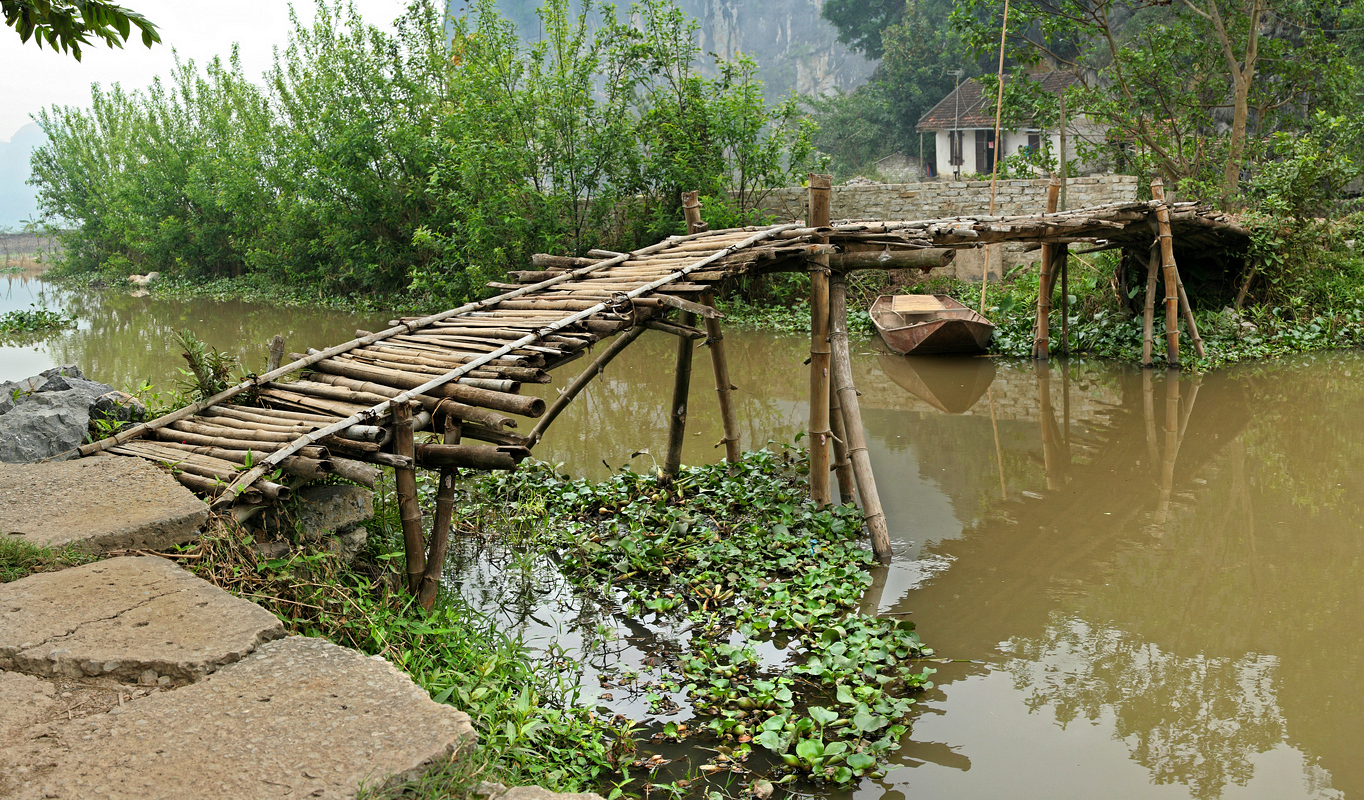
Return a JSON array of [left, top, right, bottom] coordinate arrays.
[[916, 72, 1103, 180]]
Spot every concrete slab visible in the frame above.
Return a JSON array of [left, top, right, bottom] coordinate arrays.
[[11, 636, 476, 800], [0, 670, 55, 744], [0, 556, 285, 682], [0, 454, 208, 552]]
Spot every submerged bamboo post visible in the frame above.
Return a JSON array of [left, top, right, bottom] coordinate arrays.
[[1036, 362, 1062, 491], [1141, 242, 1160, 367], [808, 173, 833, 507], [418, 414, 460, 610], [1154, 371, 1180, 527], [393, 402, 426, 594], [1034, 178, 1061, 359], [828, 376, 856, 504], [830, 274, 892, 561], [663, 310, 696, 479], [1150, 182, 1206, 359], [1151, 178, 1180, 367], [701, 291, 741, 465]]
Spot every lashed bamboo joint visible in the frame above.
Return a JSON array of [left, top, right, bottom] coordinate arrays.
[[81, 184, 1246, 593]]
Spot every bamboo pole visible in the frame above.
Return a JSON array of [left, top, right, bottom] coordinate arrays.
[[828, 374, 856, 504], [1150, 181, 1205, 358], [1034, 178, 1061, 359], [1151, 178, 1181, 367], [418, 415, 459, 611], [830, 274, 892, 561], [1036, 362, 1061, 491], [1154, 372, 1180, 527], [267, 335, 285, 372], [698, 291, 742, 466], [393, 402, 426, 594], [808, 174, 833, 507], [988, 386, 1007, 501], [1059, 242, 1070, 357], [211, 224, 802, 505], [529, 325, 647, 446], [982, 0, 1011, 315], [663, 311, 697, 479], [1141, 243, 1160, 367]]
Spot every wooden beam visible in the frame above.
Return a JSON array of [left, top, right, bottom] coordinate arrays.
[[393, 402, 426, 594], [702, 291, 741, 465]]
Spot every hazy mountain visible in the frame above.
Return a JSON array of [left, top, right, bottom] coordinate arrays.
[[475, 0, 875, 102], [0, 123, 45, 230]]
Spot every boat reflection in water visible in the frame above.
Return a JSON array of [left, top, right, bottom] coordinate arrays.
[[874, 353, 997, 415]]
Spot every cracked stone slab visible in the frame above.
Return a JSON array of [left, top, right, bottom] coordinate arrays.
[[14, 636, 476, 800], [0, 455, 208, 552], [0, 670, 56, 743], [0, 556, 284, 682]]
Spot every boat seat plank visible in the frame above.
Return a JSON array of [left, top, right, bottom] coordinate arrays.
[[891, 294, 947, 313]]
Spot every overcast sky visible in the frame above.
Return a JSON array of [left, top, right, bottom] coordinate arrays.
[[0, 0, 411, 142]]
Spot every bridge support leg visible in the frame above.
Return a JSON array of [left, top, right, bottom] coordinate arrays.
[[393, 402, 427, 594], [1141, 242, 1160, 367], [808, 173, 833, 508], [663, 311, 696, 479], [828, 377, 856, 505], [1033, 177, 1061, 359], [418, 413, 460, 610], [830, 273, 892, 561], [701, 291, 742, 465]]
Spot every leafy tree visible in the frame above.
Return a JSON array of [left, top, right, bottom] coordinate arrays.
[[820, 0, 906, 59], [951, 0, 1348, 207], [3, 0, 158, 59]]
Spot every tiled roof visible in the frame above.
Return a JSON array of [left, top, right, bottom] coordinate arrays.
[[916, 72, 1078, 131]]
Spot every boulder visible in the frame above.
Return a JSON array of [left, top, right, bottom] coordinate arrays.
[[0, 365, 131, 463]]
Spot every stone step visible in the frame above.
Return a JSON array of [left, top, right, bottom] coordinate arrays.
[[0, 556, 285, 683], [0, 455, 207, 552], [5, 637, 474, 800]]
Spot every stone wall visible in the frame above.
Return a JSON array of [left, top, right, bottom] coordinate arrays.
[[755, 175, 1141, 281]]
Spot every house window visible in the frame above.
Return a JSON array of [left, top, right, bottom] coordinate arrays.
[[975, 130, 996, 174], [1027, 133, 1041, 154]]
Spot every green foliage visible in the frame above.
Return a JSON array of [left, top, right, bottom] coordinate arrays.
[[0, 538, 96, 583], [470, 447, 935, 789], [170, 328, 239, 401], [180, 521, 634, 794], [820, 0, 907, 59], [0, 303, 74, 335], [2, 0, 159, 59], [1245, 114, 1363, 219], [33, 0, 814, 306]]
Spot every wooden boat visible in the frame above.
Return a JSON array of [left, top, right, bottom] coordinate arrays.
[[869, 294, 994, 355], [876, 354, 997, 414]]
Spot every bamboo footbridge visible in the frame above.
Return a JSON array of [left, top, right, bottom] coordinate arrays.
[[79, 177, 1246, 601]]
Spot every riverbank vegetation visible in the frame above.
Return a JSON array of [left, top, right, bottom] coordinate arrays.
[[165, 445, 930, 798], [32, 0, 812, 305]]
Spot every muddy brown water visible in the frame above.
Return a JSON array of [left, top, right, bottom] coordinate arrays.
[[6, 276, 1361, 799]]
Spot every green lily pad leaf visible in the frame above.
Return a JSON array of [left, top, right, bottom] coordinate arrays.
[[835, 685, 855, 705], [852, 712, 888, 734], [810, 706, 839, 726], [847, 753, 876, 771], [831, 766, 854, 784], [824, 740, 848, 757], [796, 739, 824, 761], [755, 730, 786, 754]]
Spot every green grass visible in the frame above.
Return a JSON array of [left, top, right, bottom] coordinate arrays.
[[0, 538, 98, 583]]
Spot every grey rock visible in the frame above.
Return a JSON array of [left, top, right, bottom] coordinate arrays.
[[0, 455, 207, 552], [0, 556, 284, 683], [7, 636, 475, 800], [253, 484, 373, 542], [91, 391, 146, 424], [0, 391, 91, 462], [327, 526, 368, 561], [499, 787, 607, 800]]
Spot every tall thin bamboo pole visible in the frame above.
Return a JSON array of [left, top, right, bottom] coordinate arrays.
[[529, 326, 646, 445], [418, 414, 459, 610], [1150, 181, 1206, 358], [982, 0, 1011, 315], [1141, 243, 1160, 367], [808, 174, 833, 507], [663, 310, 696, 479], [393, 402, 426, 594], [830, 274, 892, 561], [1059, 243, 1070, 357], [701, 291, 741, 465], [1033, 178, 1061, 359], [1152, 179, 1181, 367]]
